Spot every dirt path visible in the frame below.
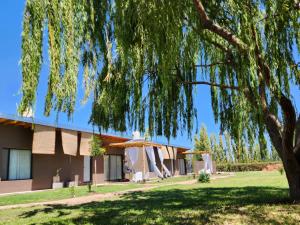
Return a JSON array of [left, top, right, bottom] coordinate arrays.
[[0, 173, 234, 210]]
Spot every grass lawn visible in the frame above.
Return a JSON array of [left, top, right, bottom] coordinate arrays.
[[0, 175, 194, 207], [1, 171, 299, 225], [147, 174, 195, 184], [0, 183, 144, 206]]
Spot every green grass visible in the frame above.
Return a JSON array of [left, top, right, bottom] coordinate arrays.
[[1, 171, 299, 225], [147, 174, 195, 184], [0, 183, 143, 206], [0, 175, 195, 206]]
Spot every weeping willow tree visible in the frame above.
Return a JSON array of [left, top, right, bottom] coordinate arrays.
[[19, 0, 300, 200]]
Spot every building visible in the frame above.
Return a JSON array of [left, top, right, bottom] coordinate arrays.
[[0, 114, 189, 194]]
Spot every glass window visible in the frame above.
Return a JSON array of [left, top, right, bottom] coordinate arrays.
[[8, 149, 31, 180], [105, 155, 122, 181], [179, 159, 186, 175]]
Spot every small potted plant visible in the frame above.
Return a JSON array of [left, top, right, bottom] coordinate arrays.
[[53, 168, 61, 183], [52, 168, 64, 189]]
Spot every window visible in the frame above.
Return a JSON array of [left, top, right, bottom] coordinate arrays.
[[104, 155, 122, 181], [179, 159, 186, 175], [0, 149, 31, 180]]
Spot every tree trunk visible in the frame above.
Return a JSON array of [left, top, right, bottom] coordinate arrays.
[[283, 162, 300, 201], [281, 147, 300, 201], [265, 117, 300, 201], [94, 157, 97, 185]]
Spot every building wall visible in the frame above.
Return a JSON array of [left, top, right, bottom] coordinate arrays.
[[0, 125, 87, 194], [92, 156, 104, 184], [0, 124, 33, 150], [0, 124, 130, 194], [0, 180, 33, 193], [31, 130, 84, 190], [193, 161, 217, 174], [96, 147, 124, 182], [0, 124, 34, 193], [0, 123, 189, 194]]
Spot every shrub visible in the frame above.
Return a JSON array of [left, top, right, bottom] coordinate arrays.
[[217, 161, 282, 172], [70, 186, 75, 198], [198, 172, 210, 183], [278, 167, 284, 175], [87, 182, 92, 192]]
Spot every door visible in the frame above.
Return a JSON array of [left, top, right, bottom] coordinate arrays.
[[83, 156, 91, 182], [104, 155, 122, 181], [179, 159, 186, 175]]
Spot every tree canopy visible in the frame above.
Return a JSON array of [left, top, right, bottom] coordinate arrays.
[[20, 0, 300, 140], [195, 126, 276, 163], [194, 125, 210, 151], [19, 0, 300, 199]]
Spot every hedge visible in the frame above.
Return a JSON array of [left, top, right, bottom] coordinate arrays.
[[216, 161, 282, 172]]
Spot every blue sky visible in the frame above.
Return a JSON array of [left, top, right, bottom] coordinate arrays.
[[0, 1, 298, 149]]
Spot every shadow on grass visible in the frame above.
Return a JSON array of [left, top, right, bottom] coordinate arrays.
[[20, 186, 293, 225]]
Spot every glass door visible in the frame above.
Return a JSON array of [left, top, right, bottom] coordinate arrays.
[[104, 155, 122, 181]]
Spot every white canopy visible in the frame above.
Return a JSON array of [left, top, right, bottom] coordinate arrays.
[[157, 147, 171, 177], [125, 147, 142, 182], [126, 147, 139, 168], [202, 153, 214, 174], [145, 146, 163, 178]]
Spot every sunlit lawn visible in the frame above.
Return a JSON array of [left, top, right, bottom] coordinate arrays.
[[1, 171, 299, 225], [0, 175, 194, 206], [147, 174, 195, 184], [0, 183, 144, 206]]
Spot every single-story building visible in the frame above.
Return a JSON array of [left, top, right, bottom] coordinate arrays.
[[0, 115, 189, 194], [182, 151, 216, 174]]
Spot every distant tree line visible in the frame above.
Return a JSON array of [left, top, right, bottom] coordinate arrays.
[[194, 125, 280, 163]]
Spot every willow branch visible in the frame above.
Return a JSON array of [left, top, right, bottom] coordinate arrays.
[[252, 26, 295, 152], [256, 13, 279, 24], [194, 60, 231, 68], [279, 92, 296, 151], [193, 0, 247, 51], [291, 62, 300, 68], [180, 80, 239, 90]]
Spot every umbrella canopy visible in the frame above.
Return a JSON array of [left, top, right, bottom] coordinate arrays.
[[108, 140, 163, 148], [182, 151, 210, 155]]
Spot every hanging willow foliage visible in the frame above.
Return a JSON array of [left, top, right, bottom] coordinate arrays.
[[20, 0, 300, 145], [20, 0, 46, 114]]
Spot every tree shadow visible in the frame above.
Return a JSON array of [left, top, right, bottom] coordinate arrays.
[[20, 204, 71, 218], [20, 186, 296, 225]]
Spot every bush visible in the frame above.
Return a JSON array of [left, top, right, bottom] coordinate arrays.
[[217, 161, 282, 172], [87, 182, 92, 192], [278, 167, 284, 175], [69, 186, 75, 198], [198, 172, 210, 183]]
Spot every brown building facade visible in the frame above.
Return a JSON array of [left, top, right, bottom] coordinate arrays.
[[0, 116, 189, 194]]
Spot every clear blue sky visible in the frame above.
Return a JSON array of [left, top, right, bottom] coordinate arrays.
[[0, 1, 299, 149]]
